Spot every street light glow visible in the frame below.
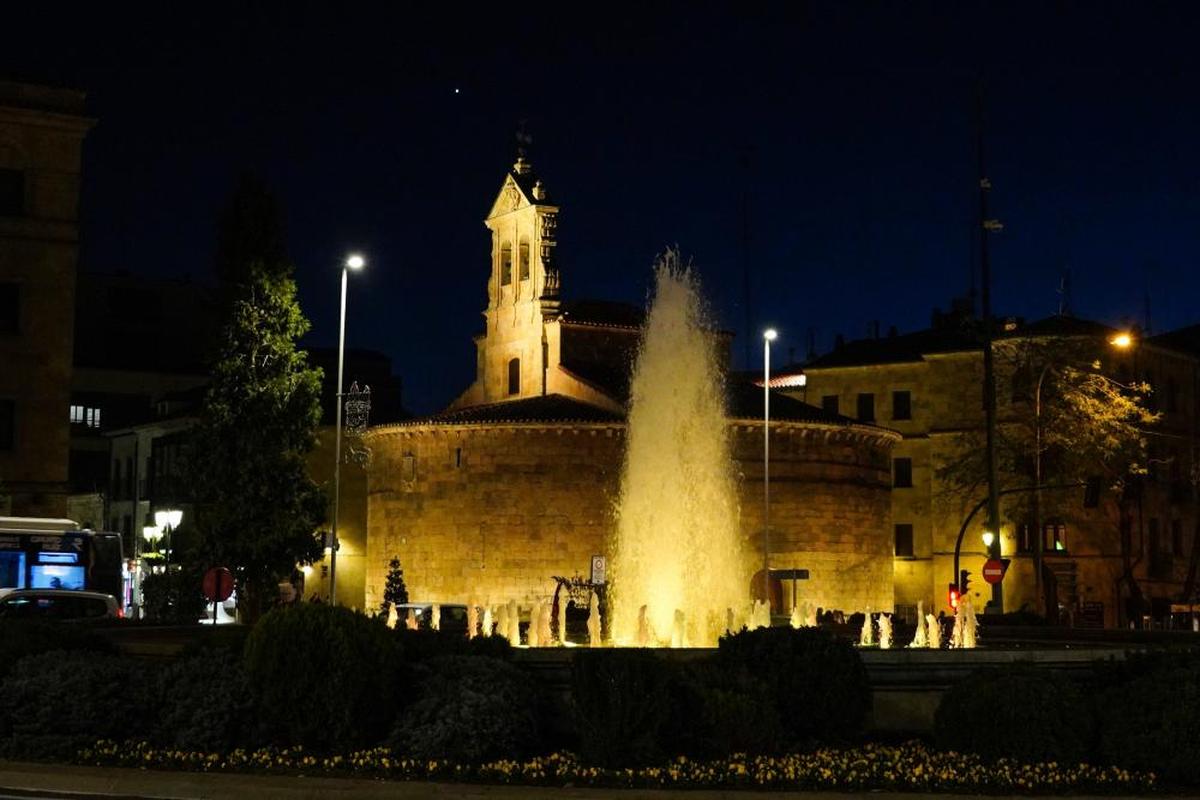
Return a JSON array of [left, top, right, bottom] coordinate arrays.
[[1110, 332, 1133, 349], [763, 328, 778, 341], [345, 254, 365, 270], [981, 530, 995, 548], [154, 509, 182, 529]]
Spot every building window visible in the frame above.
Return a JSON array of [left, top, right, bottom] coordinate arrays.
[[454, 447, 463, 468], [0, 283, 18, 334], [894, 524, 914, 557], [856, 392, 875, 422], [0, 399, 13, 451], [507, 358, 520, 395], [1016, 521, 1034, 553], [893, 457, 913, 488], [892, 390, 912, 420], [1172, 519, 1184, 557], [500, 242, 513, 286], [1045, 520, 1068, 553], [69, 405, 102, 429], [518, 238, 530, 280], [821, 395, 839, 415], [402, 454, 416, 482], [0, 169, 24, 216]]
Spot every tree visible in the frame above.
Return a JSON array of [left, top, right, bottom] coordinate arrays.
[[186, 175, 326, 622], [379, 557, 409, 618], [937, 333, 1159, 622]]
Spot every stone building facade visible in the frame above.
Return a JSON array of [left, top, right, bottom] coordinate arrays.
[[790, 311, 1199, 627], [364, 154, 900, 621], [0, 82, 93, 517]]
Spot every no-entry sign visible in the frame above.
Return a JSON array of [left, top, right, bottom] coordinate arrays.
[[982, 558, 1010, 585], [202, 567, 235, 602]]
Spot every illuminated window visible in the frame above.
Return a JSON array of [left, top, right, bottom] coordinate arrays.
[[893, 457, 913, 488], [1044, 520, 1068, 552], [69, 405, 102, 429], [507, 358, 520, 395], [892, 390, 912, 420], [894, 523, 914, 557], [500, 242, 513, 286], [518, 238, 530, 280]]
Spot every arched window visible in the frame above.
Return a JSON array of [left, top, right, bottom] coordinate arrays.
[[507, 358, 520, 395], [500, 242, 513, 286], [518, 238, 530, 280]]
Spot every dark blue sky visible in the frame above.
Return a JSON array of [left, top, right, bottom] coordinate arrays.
[[5, 2, 1199, 412]]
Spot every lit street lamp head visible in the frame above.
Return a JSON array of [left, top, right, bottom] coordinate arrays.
[[981, 530, 995, 548], [1110, 332, 1133, 349], [345, 254, 366, 270], [763, 328, 778, 342]]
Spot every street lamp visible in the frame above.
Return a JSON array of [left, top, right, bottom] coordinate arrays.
[[153, 509, 182, 572], [330, 253, 365, 605], [762, 328, 778, 613], [142, 525, 163, 572]]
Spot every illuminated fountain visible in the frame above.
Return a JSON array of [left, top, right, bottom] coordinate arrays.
[[610, 254, 745, 646]]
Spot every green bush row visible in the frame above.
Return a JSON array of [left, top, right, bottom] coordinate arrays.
[[933, 649, 1200, 786]]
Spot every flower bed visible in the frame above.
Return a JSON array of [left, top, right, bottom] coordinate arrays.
[[77, 740, 1155, 794]]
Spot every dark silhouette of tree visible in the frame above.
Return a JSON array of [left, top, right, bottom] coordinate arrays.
[[187, 175, 326, 622]]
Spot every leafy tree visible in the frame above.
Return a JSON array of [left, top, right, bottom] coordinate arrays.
[[379, 556, 410, 618], [937, 332, 1159, 621], [186, 175, 326, 622]]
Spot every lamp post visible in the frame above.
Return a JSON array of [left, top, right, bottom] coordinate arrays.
[[142, 525, 163, 571], [762, 328, 778, 612], [330, 253, 365, 606], [154, 509, 182, 572]]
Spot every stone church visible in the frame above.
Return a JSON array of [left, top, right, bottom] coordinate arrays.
[[363, 152, 899, 618]]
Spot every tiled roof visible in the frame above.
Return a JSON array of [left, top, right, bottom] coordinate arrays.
[[999, 315, 1117, 340], [401, 394, 623, 426], [559, 299, 646, 329], [560, 359, 632, 401], [804, 326, 979, 369], [725, 380, 860, 425], [1150, 324, 1200, 356]]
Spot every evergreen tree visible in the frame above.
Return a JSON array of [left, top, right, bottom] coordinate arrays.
[[187, 175, 326, 622], [379, 557, 410, 617]]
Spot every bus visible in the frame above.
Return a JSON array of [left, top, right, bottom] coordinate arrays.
[[0, 518, 124, 600]]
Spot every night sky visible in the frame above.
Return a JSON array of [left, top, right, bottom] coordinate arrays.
[[5, 2, 1199, 413]]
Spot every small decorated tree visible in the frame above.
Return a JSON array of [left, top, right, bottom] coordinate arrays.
[[379, 557, 409, 618]]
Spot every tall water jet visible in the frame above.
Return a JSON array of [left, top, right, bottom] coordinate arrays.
[[611, 254, 745, 646], [908, 601, 927, 648]]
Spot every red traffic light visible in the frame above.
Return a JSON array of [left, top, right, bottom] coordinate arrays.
[[948, 583, 960, 610]]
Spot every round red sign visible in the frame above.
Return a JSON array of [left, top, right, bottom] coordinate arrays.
[[202, 567, 235, 602], [982, 558, 1006, 584]]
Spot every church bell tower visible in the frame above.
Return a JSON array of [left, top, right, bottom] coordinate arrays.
[[472, 149, 560, 403]]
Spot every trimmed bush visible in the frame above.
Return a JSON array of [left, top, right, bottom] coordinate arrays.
[[389, 655, 539, 762], [718, 626, 869, 745], [934, 664, 1090, 764], [1097, 664, 1200, 785], [152, 647, 254, 752], [0, 622, 113, 682], [243, 604, 399, 750], [663, 660, 783, 758], [142, 566, 208, 624], [571, 650, 672, 767], [0, 650, 151, 759]]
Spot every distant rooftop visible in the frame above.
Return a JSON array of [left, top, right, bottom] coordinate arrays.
[[559, 299, 645, 329], [399, 394, 623, 426], [0, 80, 87, 116]]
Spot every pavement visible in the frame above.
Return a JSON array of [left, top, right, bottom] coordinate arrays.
[[0, 761, 1167, 799]]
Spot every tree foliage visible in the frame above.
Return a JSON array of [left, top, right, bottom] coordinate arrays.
[[379, 557, 410, 617], [187, 175, 326, 621]]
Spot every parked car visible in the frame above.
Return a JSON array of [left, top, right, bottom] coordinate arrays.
[[395, 603, 469, 635], [0, 588, 121, 621]]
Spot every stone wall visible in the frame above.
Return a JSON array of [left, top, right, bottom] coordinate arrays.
[[364, 419, 897, 618]]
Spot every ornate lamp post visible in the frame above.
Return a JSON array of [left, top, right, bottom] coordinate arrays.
[[154, 509, 182, 572], [330, 253, 365, 605]]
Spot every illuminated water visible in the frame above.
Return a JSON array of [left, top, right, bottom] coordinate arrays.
[[610, 254, 745, 646]]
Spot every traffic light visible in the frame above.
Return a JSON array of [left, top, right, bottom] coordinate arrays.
[[948, 583, 960, 610], [959, 569, 971, 598]]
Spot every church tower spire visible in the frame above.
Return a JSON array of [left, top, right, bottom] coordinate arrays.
[[469, 138, 560, 403]]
